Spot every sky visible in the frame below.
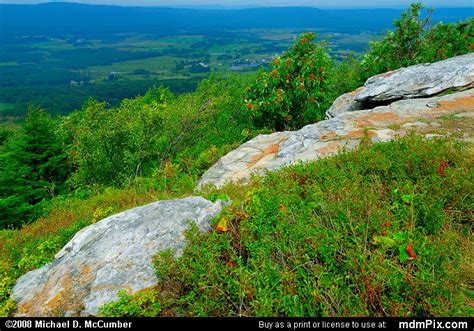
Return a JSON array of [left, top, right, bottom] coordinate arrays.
[[0, 0, 472, 8]]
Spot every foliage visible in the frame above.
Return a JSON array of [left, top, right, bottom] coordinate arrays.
[[360, 2, 473, 80], [100, 290, 162, 317], [68, 74, 257, 187], [101, 136, 472, 317], [0, 107, 69, 229], [68, 88, 170, 186], [244, 32, 336, 131], [0, 73, 259, 315], [333, 55, 364, 96], [1, 3, 473, 317]]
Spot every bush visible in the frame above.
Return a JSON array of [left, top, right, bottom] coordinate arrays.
[[100, 290, 162, 317], [244, 32, 336, 131], [101, 136, 473, 317], [67, 75, 257, 188], [360, 2, 473, 80]]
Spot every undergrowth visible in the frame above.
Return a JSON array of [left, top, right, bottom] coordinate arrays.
[[99, 136, 473, 317]]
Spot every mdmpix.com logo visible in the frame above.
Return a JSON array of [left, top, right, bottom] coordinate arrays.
[[399, 320, 468, 330]]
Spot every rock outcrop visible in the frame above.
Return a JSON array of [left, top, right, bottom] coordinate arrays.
[[12, 54, 474, 317], [197, 88, 474, 189], [325, 53, 474, 119], [12, 197, 224, 317]]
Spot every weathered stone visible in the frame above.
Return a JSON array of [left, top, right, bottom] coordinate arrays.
[[325, 88, 364, 119], [12, 197, 224, 317], [455, 112, 474, 118], [356, 53, 474, 102], [325, 53, 474, 119], [197, 89, 474, 189]]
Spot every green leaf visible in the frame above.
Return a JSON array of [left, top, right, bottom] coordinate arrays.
[[208, 193, 230, 203], [373, 236, 397, 248], [393, 232, 407, 242], [402, 194, 414, 203]]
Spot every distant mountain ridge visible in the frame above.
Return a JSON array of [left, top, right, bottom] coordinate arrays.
[[0, 2, 471, 39]]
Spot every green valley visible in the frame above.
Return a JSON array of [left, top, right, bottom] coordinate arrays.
[[0, 2, 472, 319]]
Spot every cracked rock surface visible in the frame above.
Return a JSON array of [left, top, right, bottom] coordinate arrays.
[[12, 197, 224, 316], [325, 53, 474, 119]]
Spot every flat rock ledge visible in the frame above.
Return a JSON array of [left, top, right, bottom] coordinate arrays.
[[197, 89, 474, 189], [11, 197, 224, 317], [325, 53, 474, 119]]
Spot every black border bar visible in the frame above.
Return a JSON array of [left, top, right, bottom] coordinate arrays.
[[1, 317, 472, 330]]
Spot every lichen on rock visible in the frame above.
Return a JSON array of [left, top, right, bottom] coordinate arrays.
[[11, 197, 225, 316]]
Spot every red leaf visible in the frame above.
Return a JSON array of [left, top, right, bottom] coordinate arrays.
[[405, 244, 417, 259], [437, 161, 449, 177], [227, 261, 234, 267]]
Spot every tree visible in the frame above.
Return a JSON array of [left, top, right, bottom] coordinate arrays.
[[0, 107, 69, 229], [244, 32, 336, 131], [69, 88, 170, 187], [360, 2, 473, 81]]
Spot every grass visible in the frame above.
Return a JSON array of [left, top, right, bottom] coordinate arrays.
[[0, 62, 18, 67], [98, 135, 473, 317], [0, 134, 472, 317]]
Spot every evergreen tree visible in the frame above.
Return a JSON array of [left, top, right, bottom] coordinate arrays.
[[0, 107, 69, 229]]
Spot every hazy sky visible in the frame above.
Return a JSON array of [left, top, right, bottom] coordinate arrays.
[[0, 0, 472, 8]]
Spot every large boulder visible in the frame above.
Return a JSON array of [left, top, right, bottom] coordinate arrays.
[[197, 89, 474, 189], [11, 197, 224, 317], [326, 53, 474, 119]]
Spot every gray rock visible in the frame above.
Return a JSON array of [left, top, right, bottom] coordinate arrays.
[[12, 197, 224, 317], [356, 53, 474, 102], [401, 122, 428, 129], [325, 53, 474, 119], [455, 112, 474, 118], [325, 89, 364, 119], [197, 89, 474, 189]]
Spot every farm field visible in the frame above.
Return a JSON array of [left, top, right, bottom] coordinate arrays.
[[0, 28, 374, 120]]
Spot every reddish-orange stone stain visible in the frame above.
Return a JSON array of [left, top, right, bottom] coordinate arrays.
[[247, 141, 283, 169], [356, 112, 400, 126], [436, 94, 474, 112], [320, 131, 337, 141], [346, 129, 377, 139], [316, 141, 340, 155], [349, 86, 365, 96]]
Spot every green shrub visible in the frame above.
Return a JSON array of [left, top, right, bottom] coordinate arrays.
[[100, 290, 162, 317], [361, 2, 473, 80], [67, 74, 257, 188], [101, 136, 473, 317], [244, 32, 336, 131]]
